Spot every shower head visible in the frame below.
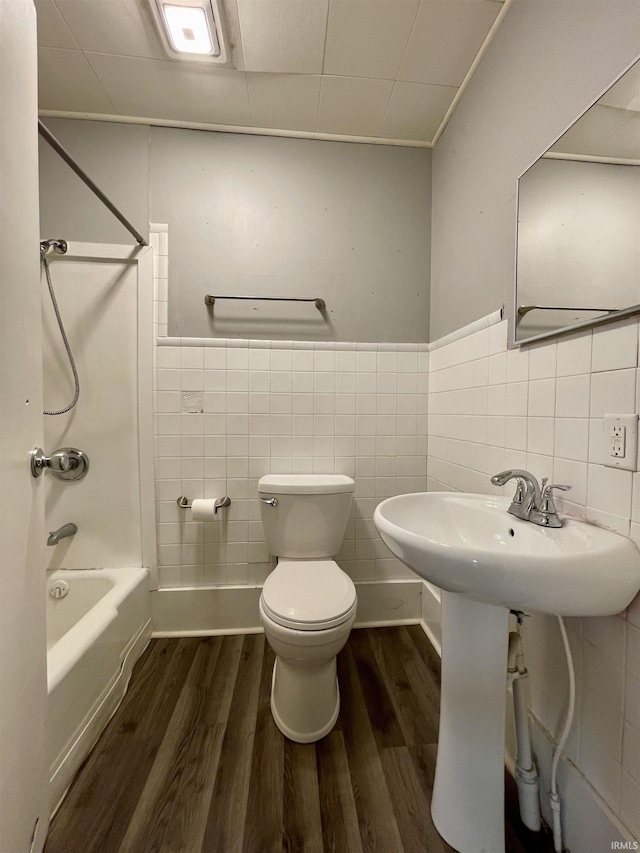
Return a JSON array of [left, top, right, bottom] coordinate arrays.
[[40, 238, 68, 260]]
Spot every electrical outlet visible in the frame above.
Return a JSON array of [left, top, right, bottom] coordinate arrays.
[[611, 424, 625, 457], [603, 414, 638, 471]]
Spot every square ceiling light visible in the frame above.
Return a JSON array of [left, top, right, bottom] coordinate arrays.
[[151, 0, 228, 64]]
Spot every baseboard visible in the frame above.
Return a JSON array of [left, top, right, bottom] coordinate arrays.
[[151, 579, 423, 637], [353, 579, 422, 625], [152, 586, 261, 636]]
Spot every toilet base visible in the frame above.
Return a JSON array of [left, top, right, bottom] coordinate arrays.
[[270, 657, 341, 743]]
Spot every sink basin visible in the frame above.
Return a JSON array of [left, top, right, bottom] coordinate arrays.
[[374, 492, 640, 617]]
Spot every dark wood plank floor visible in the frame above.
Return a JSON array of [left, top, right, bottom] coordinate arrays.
[[45, 627, 555, 853]]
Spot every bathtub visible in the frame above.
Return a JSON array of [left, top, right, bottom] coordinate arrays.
[[47, 567, 152, 814]]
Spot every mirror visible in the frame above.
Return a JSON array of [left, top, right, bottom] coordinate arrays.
[[513, 57, 640, 345]]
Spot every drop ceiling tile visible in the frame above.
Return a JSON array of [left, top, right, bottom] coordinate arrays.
[[54, 0, 165, 60], [379, 80, 456, 141], [317, 76, 393, 137], [238, 0, 329, 73], [38, 48, 115, 113], [86, 53, 252, 126], [248, 74, 321, 131], [398, 0, 501, 86], [323, 0, 419, 80], [34, 0, 79, 49]]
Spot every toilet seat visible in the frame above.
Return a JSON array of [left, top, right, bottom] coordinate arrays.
[[261, 560, 356, 631]]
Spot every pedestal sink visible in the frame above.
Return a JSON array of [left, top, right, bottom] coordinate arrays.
[[374, 492, 640, 853]]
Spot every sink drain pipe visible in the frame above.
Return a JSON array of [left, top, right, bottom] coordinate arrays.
[[509, 615, 576, 853], [508, 622, 541, 833], [549, 615, 576, 853]]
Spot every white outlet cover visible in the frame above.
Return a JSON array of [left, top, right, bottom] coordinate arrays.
[[603, 413, 638, 471]]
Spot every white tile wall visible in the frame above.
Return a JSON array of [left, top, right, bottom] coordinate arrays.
[[428, 314, 640, 838], [153, 336, 428, 589], [150, 226, 428, 592], [149, 222, 168, 338]]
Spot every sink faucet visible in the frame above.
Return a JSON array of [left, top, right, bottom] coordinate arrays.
[[490, 469, 541, 520], [491, 470, 571, 528], [47, 522, 77, 546]]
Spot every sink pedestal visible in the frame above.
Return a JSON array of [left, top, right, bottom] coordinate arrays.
[[431, 592, 510, 853]]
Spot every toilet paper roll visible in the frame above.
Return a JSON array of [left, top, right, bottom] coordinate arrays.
[[191, 499, 218, 521]]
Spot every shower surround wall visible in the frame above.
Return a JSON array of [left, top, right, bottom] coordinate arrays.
[[42, 246, 152, 573], [427, 313, 640, 844]]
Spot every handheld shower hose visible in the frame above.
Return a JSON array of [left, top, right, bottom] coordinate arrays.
[[40, 240, 80, 416]]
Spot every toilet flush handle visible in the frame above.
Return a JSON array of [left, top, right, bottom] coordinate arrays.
[[259, 496, 278, 507]]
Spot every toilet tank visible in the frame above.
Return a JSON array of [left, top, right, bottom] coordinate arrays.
[[258, 474, 355, 559]]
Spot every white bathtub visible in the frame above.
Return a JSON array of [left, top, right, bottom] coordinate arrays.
[[47, 567, 152, 814]]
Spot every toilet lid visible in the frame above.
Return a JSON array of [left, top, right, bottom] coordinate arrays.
[[261, 561, 357, 631], [258, 474, 355, 495]]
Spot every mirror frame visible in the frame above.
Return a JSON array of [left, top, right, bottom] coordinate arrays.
[[509, 54, 640, 349]]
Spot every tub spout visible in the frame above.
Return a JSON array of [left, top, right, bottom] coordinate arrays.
[[47, 522, 77, 546]]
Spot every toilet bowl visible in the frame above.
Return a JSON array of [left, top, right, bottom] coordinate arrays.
[[258, 474, 357, 743]]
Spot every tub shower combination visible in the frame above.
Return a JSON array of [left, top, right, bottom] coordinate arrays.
[[40, 229, 153, 813], [37, 123, 156, 818]]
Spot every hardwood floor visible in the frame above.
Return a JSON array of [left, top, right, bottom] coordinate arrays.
[[45, 627, 555, 853]]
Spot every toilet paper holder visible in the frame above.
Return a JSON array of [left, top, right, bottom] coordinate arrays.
[[177, 495, 231, 514]]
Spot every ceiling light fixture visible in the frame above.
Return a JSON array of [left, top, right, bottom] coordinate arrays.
[[151, 0, 228, 64]]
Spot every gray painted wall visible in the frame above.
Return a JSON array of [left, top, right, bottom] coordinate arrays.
[[150, 129, 431, 342], [39, 120, 431, 343], [429, 0, 640, 341]]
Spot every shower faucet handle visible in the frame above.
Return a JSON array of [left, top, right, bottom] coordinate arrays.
[[31, 447, 64, 477], [48, 450, 71, 472], [30, 447, 89, 481]]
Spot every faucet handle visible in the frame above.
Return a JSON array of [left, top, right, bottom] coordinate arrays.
[[48, 450, 71, 472], [30, 446, 89, 481], [539, 482, 571, 512]]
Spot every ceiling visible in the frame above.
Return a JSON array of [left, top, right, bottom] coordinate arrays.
[[35, 0, 506, 146]]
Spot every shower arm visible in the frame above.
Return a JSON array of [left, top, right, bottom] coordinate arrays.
[[38, 121, 147, 248]]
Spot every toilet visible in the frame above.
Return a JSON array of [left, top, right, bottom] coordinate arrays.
[[258, 473, 357, 743]]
